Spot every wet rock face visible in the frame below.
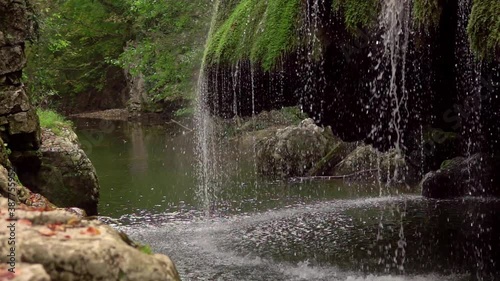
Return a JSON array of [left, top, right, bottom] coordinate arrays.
[[0, 0, 41, 151], [0, 198, 181, 281], [421, 154, 500, 199], [256, 119, 337, 178], [18, 129, 100, 215]]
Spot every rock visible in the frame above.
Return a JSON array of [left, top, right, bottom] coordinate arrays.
[[333, 145, 407, 182], [0, 0, 31, 46], [18, 128, 100, 215], [0, 263, 51, 281], [256, 118, 337, 178], [237, 107, 306, 133], [421, 154, 500, 199], [0, 86, 31, 115], [0, 164, 30, 202], [0, 45, 26, 75], [0, 198, 181, 281], [0, 0, 42, 153]]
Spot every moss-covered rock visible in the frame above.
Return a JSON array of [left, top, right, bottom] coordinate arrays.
[[333, 145, 407, 182], [256, 118, 338, 178], [332, 0, 380, 32], [413, 0, 442, 30], [467, 0, 500, 60], [205, 0, 301, 70], [421, 154, 500, 198]]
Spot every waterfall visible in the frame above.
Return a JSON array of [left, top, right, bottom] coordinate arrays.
[[299, 0, 325, 119], [194, 0, 222, 215], [456, 0, 483, 191], [371, 0, 412, 185], [373, 0, 412, 272]]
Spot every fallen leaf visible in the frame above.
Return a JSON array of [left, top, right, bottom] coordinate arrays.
[[38, 228, 56, 236], [47, 223, 66, 232], [18, 219, 33, 226], [80, 226, 101, 236], [64, 235, 72, 239]]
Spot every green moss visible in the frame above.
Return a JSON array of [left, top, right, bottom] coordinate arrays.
[[205, 0, 301, 70], [467, 0, 500, 60], [413, 0, 442, 30], [332, 0, 380, 33], [37, 109, 73, 135], [137, 244, 153, 255]]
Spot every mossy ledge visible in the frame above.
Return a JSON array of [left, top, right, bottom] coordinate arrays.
[[205, 0, 301, 71], [412, 0, 442, 30], [332, 0, 381, 33], [206, 0, 499, 71], [467, 0, 500, 60]]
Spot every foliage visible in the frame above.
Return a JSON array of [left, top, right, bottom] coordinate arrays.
[[117, 0, 210, 105], [205, 0, 301, 70], [412, 0, 442, 30], [26, 0, 210, 113], [332, 0, 381, 33], [467, 0, 500, 60], [25, 0, 131, 101], [37, 109, 73, 135]]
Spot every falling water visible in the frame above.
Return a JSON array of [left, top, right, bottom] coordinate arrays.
[[373, 0, 412, 271], [299, 0, 325, 118], [195, 0, 222, 214], [455, 0, 483, 191], [371, 0, 412, 185]]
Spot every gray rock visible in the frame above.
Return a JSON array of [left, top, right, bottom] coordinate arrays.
[[0, 45, 26, 75], [7, 108, 39, 135], [256, 118, 337, 178], [0, 86, 31, 115], [0, 0, 31, 47], [0, 164, 30, 202], [333, 145, 407, 182], [19, 128, 100, 215], [421, 154, 500, 199]]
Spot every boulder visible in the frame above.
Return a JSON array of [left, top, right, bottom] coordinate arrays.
[[18, 128, 99, 215], [333, 145, 407, 182], [256, 118, 337, 178], [0, 198, 181, 281], [421, 154, 500, 199]]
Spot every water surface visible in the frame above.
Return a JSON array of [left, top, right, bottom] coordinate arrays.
[[74, 119, 500, 281]]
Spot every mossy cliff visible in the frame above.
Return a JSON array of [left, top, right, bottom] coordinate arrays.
[[205, 0, 301, 70], [467, 0, 500, 60], [205, 0, 499, 71]]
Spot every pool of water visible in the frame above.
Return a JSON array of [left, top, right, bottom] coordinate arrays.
[[73, 118, 500, 281]]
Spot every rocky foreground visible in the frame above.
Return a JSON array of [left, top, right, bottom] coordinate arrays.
[[0, 198, 180, 281]]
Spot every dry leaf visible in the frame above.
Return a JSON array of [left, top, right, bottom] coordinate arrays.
[[47, 223, 66, 232], [18, 219, 33, 226], [80, 226, 101, 236], [38, 228, 56, 236]]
